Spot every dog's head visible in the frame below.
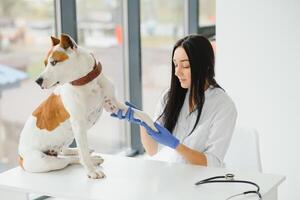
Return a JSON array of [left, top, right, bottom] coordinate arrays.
[[36, 34, 93, 89]]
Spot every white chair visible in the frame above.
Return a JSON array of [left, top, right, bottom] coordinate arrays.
[[224, 127, 263, 172]]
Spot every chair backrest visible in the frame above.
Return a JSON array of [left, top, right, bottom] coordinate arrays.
[[224, 127, 262, 172]]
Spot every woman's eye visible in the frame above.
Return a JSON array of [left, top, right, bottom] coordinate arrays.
[[50, 60, 57, 66]]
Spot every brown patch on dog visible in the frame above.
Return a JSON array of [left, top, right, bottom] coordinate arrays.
[[18, 155, 24, 170], [44, 150, 58, 157], [44, 46, 54, 66], [33, 93, 70, 131], [60, 34, 76, 49], [44, 50, 69, 66], [44, 36, 61, 66], [51, 36, 60, 46], [51, 51, 69, 62]]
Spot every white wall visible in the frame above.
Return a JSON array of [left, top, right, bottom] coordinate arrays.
[[217, 0, 300, 199]]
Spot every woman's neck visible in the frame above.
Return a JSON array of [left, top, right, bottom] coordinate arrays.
[[189, 82, 210, 113]]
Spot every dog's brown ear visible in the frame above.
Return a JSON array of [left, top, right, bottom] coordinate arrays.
[[51, 36, 60, 46], [60, 33, 77, 50]]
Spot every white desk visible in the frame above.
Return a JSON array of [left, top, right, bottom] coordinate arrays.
[[0, 154, 285, 200]]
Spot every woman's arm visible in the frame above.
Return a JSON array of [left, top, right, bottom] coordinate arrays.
[[140, 126, 158, 156], [175, 144, 207, 166]]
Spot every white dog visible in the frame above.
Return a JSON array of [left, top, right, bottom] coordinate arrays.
[[18, 34, 155, 179]]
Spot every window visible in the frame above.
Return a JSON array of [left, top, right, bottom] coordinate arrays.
[[76, 0, 126, 154], [0, 0, 55, 170], [199, 0, 216, 50], [141, 0, 184, 117], [199, 0, 216, 27]]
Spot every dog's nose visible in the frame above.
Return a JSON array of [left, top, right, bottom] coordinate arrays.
[[35, 77, 44, 86]]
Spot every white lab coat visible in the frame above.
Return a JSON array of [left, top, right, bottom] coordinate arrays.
[[151, 86, 237, 167]]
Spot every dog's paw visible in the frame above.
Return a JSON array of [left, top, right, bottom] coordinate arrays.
[[134, 110, 158, 131], [91, 155, 104, 166], [60, 148, 77, 156], [68, 157, 80, 164], [103, 97, 118, 113], [87, 170, 105, 179], [89, 149, 95, 154], [60, 148, 94, 156]]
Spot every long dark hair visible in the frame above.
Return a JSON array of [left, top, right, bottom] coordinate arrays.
[[159, 35, 222, 136]]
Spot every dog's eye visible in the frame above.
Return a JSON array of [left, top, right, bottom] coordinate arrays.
[[50, 60, 57, 66]]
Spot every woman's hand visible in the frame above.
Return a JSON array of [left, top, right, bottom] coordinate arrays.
[[142, 122, 207, 165], [141, 122, 180, 149], [111, 101, 142, 125]]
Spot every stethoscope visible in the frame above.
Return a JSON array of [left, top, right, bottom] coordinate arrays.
[[195, 173, 262, 199]]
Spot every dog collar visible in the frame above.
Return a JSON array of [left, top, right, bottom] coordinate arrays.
[[70, 60, 102, 86]]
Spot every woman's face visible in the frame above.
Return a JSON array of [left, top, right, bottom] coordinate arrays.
[[173, 47, 191, 89]]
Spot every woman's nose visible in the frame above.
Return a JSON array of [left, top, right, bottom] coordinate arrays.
[[175, 65, 183, 76]]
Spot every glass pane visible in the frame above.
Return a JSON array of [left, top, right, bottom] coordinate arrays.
[[199, 0, 216, 26], [0, 0, 55, 170], [76, 0, 126, 154], [199, 0, 216, 50], [141, 0, 184, 117]]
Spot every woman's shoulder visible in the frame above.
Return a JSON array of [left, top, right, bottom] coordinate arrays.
[[153, 88, 170, 121], [159, 87, 170, 103], [154, 88, 170, 110], [208, 87, 236, 109], [203, 87, 238, 121]]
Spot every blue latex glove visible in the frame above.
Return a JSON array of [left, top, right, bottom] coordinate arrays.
[[141, 121, 180, 149], [110, 109, 126, 119], [111, 101, 142, 125]]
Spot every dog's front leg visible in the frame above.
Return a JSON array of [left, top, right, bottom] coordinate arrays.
[[98, 74, 157, 131], [70, 117, 105, 179]]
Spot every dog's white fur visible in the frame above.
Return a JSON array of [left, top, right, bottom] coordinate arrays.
[[18, 34, 155, 179]]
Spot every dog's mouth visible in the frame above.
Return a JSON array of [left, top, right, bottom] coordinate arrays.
[[50, 81, 60, 88], [40, 81, 60, 89]]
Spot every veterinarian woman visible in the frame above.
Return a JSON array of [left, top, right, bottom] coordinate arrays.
[[113, 34, 237, 167]]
